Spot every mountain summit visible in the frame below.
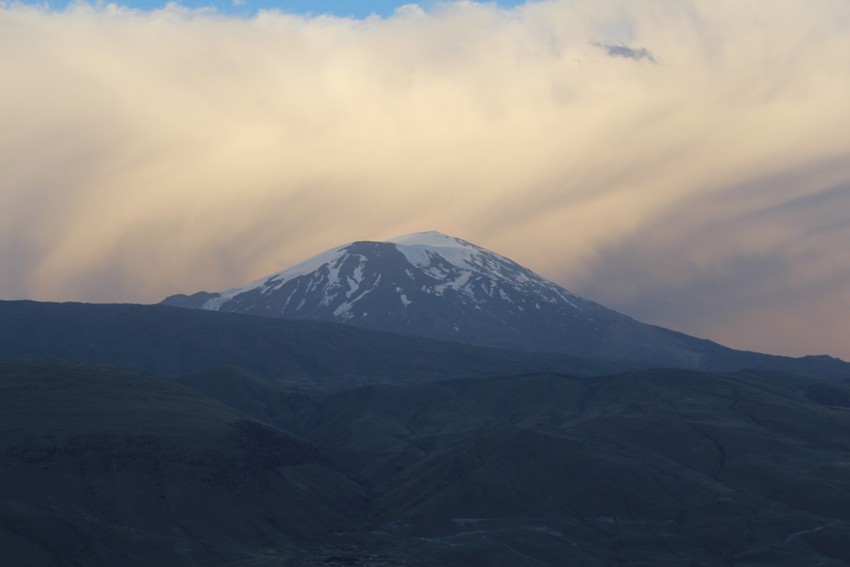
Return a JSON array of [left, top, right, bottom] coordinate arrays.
[[163, 231, 715, 365], [163, 231, 850, 377]]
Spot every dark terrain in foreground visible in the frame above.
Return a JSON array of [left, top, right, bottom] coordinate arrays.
[[2, 300, 850, 565], [3, 358, 850, 566]]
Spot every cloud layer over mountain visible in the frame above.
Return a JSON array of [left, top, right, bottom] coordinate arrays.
[[1, 0, 849, 358]]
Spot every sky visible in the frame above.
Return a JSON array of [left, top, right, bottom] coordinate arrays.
[[26, 0, 526, 18], [1, 0, 849, 360]]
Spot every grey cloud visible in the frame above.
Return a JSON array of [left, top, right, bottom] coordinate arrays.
[[569, 165, 850, 359], [591, 41, 657, 63]]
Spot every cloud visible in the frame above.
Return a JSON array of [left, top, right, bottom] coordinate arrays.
[[570, 167, 850, 358], [591, 41, 657, 63], [1, 0, 850, 359]]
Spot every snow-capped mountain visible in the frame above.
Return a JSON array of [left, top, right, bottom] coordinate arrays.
[[162, 231, 718, 365]]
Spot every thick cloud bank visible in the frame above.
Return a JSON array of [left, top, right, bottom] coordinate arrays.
[[1, 0, 849, 358]]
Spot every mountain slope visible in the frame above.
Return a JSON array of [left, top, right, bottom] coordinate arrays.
[[0, 300, 615, 383], [178, 367, 850, 566], [315, 369, 850, 565], [161, 231, 704, 364], [163, 231, 848, 376], [0, 360, 365, 567], [3, 332, 850, 563]]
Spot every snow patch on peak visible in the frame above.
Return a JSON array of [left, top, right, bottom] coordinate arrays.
[[200, 244, 349, 310], [385, 231, 481, 272], [385, 231, 588, 311], [268, 245, 350, 285], [386, 231, 465, 248], [396, 287, 412, 307]]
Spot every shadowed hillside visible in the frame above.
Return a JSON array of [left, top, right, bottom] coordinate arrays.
[[154, 366, 850, 565], [3, 301, 850, 564], [0, 360, 365, 567], [0, 300, 615, 383]]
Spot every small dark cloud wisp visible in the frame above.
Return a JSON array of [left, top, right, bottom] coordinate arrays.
[[592, 41, 658, 63]]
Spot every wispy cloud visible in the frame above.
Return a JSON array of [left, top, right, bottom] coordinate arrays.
[[1, 0, 849, 359]]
